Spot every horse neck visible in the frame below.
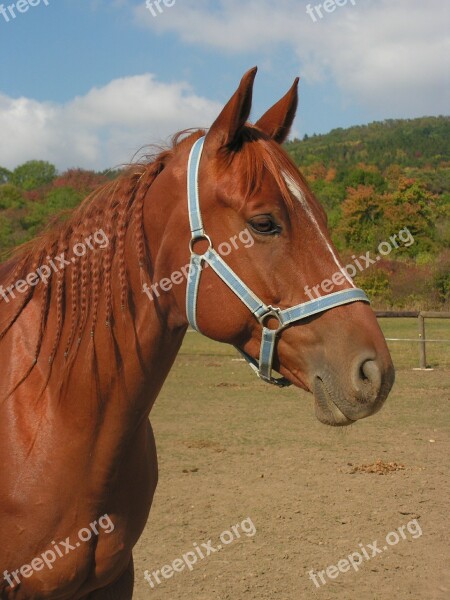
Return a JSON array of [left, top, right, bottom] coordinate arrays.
[[51, 169, 188, 421]]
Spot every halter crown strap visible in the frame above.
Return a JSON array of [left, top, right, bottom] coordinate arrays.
[[186, 136, 370, 386], [187, 137, 206, 238]]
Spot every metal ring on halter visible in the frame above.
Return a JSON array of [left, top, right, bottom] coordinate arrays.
[[189, 234, 213, 256], [256, 305, 286, 334]]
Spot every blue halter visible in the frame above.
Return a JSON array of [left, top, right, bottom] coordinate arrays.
[[186, 136, 370, 387]]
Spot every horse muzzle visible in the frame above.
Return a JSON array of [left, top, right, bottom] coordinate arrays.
[[313, 355, 395, 426]]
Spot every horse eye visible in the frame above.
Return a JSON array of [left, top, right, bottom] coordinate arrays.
[[249, 215, 280, 235]]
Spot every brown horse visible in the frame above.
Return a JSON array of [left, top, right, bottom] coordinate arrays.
[[0, 68, 394, 599]]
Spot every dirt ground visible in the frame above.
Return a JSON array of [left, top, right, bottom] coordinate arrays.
[[132, 333, 450, 600]]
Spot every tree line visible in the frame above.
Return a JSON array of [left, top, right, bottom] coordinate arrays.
[[0, 116, 449, 309]]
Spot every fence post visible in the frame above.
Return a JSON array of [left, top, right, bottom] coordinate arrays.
[[418, 313, 427, 369]]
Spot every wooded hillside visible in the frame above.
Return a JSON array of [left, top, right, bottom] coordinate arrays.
[[1, 116, 449, 309]]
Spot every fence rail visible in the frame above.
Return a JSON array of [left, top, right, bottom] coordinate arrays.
[[375, 311, 450, 369]]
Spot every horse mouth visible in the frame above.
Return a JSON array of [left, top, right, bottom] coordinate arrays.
[[313, 377, 355, 427]]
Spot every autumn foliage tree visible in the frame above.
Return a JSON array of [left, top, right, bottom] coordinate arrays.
[[337, 185, 384, 249], [336, 179, 438, 256], [52, 169, 109, 195], [382, 179, 437, 254]]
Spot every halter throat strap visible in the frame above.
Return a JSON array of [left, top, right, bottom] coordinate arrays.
[[185, 136, 370, 387]]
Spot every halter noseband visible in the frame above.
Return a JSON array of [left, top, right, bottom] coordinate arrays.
[[186, 136, 369, 387]]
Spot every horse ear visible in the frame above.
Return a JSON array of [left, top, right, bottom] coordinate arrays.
[[206, 67, 258, 149], [255, 77, 299, 144]]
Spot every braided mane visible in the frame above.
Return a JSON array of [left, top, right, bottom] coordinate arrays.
[[0, 130, 205, 375]]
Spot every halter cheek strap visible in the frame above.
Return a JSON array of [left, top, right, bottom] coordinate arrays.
[[186, 136, 370, 387]]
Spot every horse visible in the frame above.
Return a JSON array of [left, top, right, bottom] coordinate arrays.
[[0, 67, 394, 599]]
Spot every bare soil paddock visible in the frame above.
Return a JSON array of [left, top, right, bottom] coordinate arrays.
[[133, 327, 450, 600]]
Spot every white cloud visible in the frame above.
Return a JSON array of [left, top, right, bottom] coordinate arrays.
[[134, 0, 450, 116], [0, 74, 221, 171]]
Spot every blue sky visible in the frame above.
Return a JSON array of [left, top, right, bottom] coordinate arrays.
[[0, 0, 448, 170]]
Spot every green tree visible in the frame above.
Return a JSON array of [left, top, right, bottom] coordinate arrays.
[[337, 185, 384, 248], [22, 187, 83, 236], [11, 160, 57, 191], [383, 179, 438, 255], [339, 167, 386, 193], [0, 186, 29, 255], [0, 215, 14, 256], [0, 167, 11, 184], [356, 269, 392, 307], [0, 184, 26, 210]]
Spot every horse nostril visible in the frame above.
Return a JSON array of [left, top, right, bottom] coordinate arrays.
[[352, 357, 382, 401]]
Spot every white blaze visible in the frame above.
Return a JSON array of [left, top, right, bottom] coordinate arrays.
[[283, 172, 355, 287]]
